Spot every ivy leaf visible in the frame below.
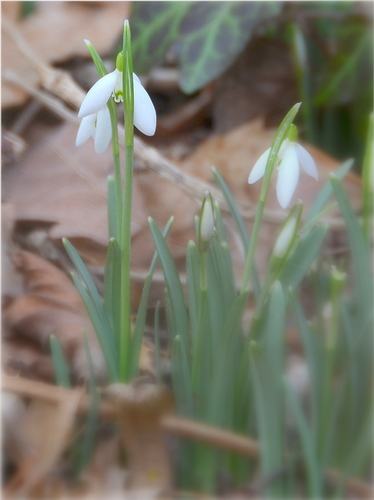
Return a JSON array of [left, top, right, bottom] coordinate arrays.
[[178, 1, 282, 94], [131, 1, 192, 74]]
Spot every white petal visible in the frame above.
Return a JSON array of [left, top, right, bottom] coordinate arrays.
[[76, 114, 96, 147], [276, 143, 300, 209], [278, 138, 290, 159], [94, 107, 112, 153], [296, 144, 318, 180], [133, 74, 156, 136], [248, 148, 271, 184], [78, 71, 117, 118]]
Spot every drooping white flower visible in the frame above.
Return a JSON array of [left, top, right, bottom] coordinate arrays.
[[248, 138, 318, 209], [76, 106, 111, 154], [77, 69, 156, 136]]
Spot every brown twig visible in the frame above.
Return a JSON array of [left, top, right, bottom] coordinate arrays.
[[161, 414, 260, 457], [3, 372, 373, 498]]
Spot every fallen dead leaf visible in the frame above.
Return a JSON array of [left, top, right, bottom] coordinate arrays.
[[2, 1, 130, 107], [3, 250, 106, 382], [4, 388, 83, 498]]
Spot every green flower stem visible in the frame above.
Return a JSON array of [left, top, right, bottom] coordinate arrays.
[[240, 103, 301, 295], [362, 112, 373, 243], [191, 251, 208, 395], [318, 266, 346, 462], [108, 99, 123, 239], [119, 20, 135, 381]]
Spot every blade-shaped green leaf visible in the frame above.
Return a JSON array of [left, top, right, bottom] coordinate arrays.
[[249, 342, 285, 497], [83, 332, 97, 394], [208, 291, 249, 426], [50, 334, 71, 388], [290, 291, 323, 437], [63, 238, 113, 342], [305, 159, 353, 225], [179, 1, 281, 93], [129, 217, 174, 378], [186, 240, 201, 342], [154, 301, 162, 385], [212, 166, 261, 297], [172, 335, 193, 417], [330, 175, 373, 322], [71, 272, 118, 382], [72, 392, 100, 478], [285, 380, 323, 498], [148, 217, 190, 344], [280, 224, 328, 293]]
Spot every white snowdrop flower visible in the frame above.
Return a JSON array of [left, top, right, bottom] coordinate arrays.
[[78, 69, 156, 137], [248, 133, 318, 209], [76, 106, 111, 154]]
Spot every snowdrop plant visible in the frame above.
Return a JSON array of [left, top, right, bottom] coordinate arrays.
[[248, 124, 318, 208], [51, 18, 373, 497], [61, 20, 159, 383], [148, 97, 372, 495]]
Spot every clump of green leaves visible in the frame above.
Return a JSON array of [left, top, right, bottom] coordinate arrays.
[[147, 106, 373, 494]]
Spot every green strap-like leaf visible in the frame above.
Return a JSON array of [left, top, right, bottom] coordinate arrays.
[[280, 224, 328, 293], [285, 380, 323, 498], [50, 334, 71, 388], [330, 175, 373, 324], [71, 272, 118, 382], [148, 217, 190, 344], [305, 158, 353, 226], [129, 217, 174, 378]]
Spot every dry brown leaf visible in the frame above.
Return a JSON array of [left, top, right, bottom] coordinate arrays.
[[2, 392, 27, 466], [2, 1, 130, 107], [2, 202, 23, 301], [2, 336, 54, 381], [3, 250, 106, 382], [4, 388, 83, 497]]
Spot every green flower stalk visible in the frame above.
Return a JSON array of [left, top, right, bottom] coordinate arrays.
[[241, 103, 305, 294]]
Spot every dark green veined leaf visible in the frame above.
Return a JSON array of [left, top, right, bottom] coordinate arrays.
[[178, 1, 282, 93], [131, 1, 192, 73]]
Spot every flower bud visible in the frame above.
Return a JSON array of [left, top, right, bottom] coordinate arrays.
[[270, 203, 302, 268], [198, 191, 215, 253]]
